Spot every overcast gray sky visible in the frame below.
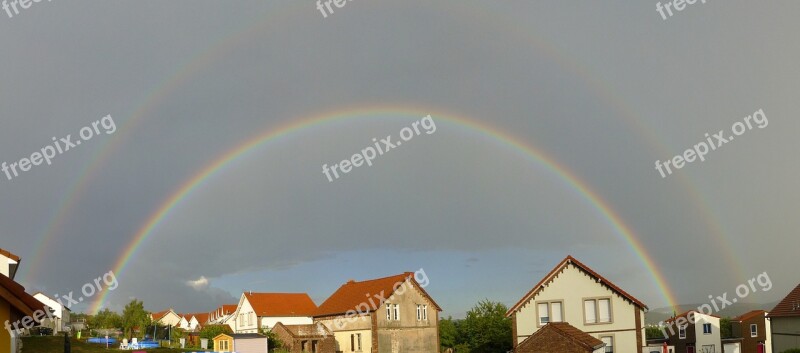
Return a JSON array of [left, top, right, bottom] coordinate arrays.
[[1, 1, 798, 318]]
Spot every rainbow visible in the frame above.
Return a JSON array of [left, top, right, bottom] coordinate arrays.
[[89, 106, 680, 313], [25, 0, 744, 299]]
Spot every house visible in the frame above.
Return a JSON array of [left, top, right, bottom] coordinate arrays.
[[178, 314, 191, 330], [506, 256, 649, 353], [515, 321, 606, 353], [151, 309, 182, 327], [271, 321, 336, 353], [187, 312, 210, 331], [0, 249, 48, 353], [663, 311, 721, 353], [313, 272, 442, 353], [33, 292, 71, 334], [232, 292, 317, 333], [210, 304, 238, 325], [0, 248, 20, 280], [767, 283, 800, 353], [213, 333, 269, 353], [731, 310, 772, 353]]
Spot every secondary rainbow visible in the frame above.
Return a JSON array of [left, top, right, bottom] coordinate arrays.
[[89, 106, 680, 313]]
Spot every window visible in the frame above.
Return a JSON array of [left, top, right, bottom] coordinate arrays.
[[219, 340, 229, 351], [416, 304, 429, 321], [393, 304, 400, 321], [357, 333, 362, 351], [312, 340, 319, 353], [537, 301, 563, 326], [386, 303, 391, 320], [601, 336, 614, 353], [350, 333, 362, 351], [584, 298, 612, 324], [302, 340, 308, 352], [703, 323, 712, 334], [679, 325, 687, 339], [750, 324, 758, 337], [351, 334, 355, 352]]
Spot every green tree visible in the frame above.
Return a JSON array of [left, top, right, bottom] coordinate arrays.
[[646, 325, 667, 340], [459, 300, 512, 353], [200, 325, 233, 349], [440, 316, 458, 350], [720, 317, 733, 339], [93, 308, 122, 329], [121, 299, 151, 339]]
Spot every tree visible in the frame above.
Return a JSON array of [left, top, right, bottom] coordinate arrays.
[[121, 299, 151, 339], [459, 300, 512, 353], [200, 325, 233, 349], [720, 317, 733, 339], [93, 308, 122, 329], [646, 325, 666, 340], [440, 316, 458, 350]]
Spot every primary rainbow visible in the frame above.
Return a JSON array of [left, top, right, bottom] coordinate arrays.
[[89, 106, 680, 313]]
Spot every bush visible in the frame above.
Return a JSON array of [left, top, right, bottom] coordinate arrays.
[[781, 349, 800, 353]]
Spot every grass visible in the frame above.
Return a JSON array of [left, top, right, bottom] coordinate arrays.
[[22, 336, 207, 353]]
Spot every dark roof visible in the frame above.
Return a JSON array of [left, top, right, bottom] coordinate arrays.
[[273, 322, 332, 338], [315, 272, 441, 317], [734, 310, 767, 322], [768, 283, 800, 318], [0, 273, 48, 319], [243, 293, 318, 317], [519, 322, 604, 351], [507, 256, 648, 316], [664, 310, 720, 323]]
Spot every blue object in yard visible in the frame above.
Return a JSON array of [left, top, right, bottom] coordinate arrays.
[[138, 340, 160, 348], [87, 337, 117, 345]]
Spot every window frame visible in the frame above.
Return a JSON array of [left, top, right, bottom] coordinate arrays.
[[535, 300, 564, 327], [679, 325, 687, 339], [583, 297, 613, 325], [600, 334, 615, 353], [703, 323, 712, 335], [750, 324, 758, 337]]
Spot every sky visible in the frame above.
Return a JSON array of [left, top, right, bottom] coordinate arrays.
[[1, 1, 798, 319]]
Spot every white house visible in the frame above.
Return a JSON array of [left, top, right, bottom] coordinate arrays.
[[185, 313, 209, 332], [150, 309, 182, 327], [32, 293, 71, 334], [232, 292, 317, 333], [177, 314, 191, 330], [0, 248, 20, 280], [506, 256, 649, 353], [664, 311, 722, 353]]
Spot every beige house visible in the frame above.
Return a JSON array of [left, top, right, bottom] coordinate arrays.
[[767, 283, 800, 353], [506, 256, 648, 353], [314, 272, 441, 353], [150, 309, 182, 327], [33, 293, 71, 334]]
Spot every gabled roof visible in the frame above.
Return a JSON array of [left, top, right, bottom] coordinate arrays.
[[32, 292, 71, 312], [519, 322, 604, 351], [243, 292, 318, 317], [0, 273, 48, 319], [506, 256, 648, 317], [768, 283, 800, 318], [273, 322, 332, 338], [315, 272, 441, 317], [734, 310, 767, 322], [188, 312, 210, 325], [221, 304, 238, 314], [151, 309, 175, 321]]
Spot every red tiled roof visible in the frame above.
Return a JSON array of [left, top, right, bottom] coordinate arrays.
[[151, 309, 173, 321], [315, 272, 441, 317], [734, 310, 767, 322], [189, 312, 210, 324], [243, 293, 318, 317], [222, 304, 238, 314], [0, 273, 48, 319], [768, 283, 800, 318], [507, 256, 648, 317], [519, 322, 604, 351], [0, 248, 21, 262]]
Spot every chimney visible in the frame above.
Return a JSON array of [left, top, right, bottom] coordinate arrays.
[[347, 279, 355, 284]]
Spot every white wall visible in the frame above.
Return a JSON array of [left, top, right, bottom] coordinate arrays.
[[260, 316, 312, 330], [692, 314, 720, 353], [514, 263, 645, 352]]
